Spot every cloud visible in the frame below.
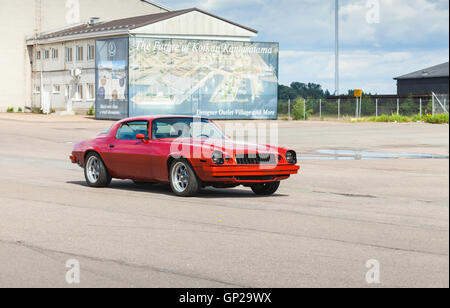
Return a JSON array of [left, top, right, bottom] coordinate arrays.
[[163, 0, 265, 11], [196, 0, 265, 11], [158, 0, 449, 93], [168, 0, 449, 49], [279, 48, 450, 94], [338, 0, 449, 48]]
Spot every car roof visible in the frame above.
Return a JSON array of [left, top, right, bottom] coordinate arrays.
[[117, 115, 208, 124]]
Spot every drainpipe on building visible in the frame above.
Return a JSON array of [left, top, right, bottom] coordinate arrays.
[[33, 35, 38, 111], [63, 41, 76, 116], [34, 35, 39, 112], [40, 58, 44, 113]]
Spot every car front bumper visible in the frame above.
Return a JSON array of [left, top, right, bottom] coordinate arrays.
[[197, 164, 300, 183]]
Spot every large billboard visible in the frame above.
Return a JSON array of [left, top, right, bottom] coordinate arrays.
[[95, 37, 129, 120], [129, 37, 279, 120]]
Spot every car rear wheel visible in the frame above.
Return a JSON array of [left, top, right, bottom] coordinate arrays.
[[169, 159, 201, 197], [84, 152, 112, 188], [251, 181, 280, 196]]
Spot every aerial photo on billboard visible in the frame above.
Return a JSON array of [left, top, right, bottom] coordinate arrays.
[[129, 37, 279, 120]]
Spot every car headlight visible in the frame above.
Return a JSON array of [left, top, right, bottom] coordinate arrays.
[[285, 150, 297, 164], [211, 151, 224, 165]]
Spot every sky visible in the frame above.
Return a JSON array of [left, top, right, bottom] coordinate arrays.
[[159, 0, 449, 94]]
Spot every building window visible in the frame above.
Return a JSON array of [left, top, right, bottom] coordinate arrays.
[[66, 47, 73, 63], [53, 84, 61, 94], [76, 84, 84, 100], [87, 45, 95, 61], [36, 51, 41, 60], [34, 85, 41, 93], [44, 50, 50, 59], [52, 48, 59, 59], [65, 85, 71, 98], [76, 46, 84, 61], [87, 84, 95, 100]]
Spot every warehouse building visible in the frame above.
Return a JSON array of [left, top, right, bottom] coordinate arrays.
[[25, 7, 278, 119], [0, 0, 171, 113], [394, 62, 449, 95]]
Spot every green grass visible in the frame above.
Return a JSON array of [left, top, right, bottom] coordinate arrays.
[[87, 106, 95, 116], [363, 114, 449, 124], [366, 114, 412, 123], [421, 113, 449, 124]]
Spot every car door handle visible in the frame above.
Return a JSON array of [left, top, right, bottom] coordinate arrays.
[[109, 144, 115, 148]]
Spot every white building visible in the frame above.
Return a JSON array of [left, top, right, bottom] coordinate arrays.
[[25, 8, 258, 114], [0, 0, 170, 112]]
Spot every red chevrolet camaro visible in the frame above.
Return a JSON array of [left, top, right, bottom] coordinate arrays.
[[70, 116, 300, 197]]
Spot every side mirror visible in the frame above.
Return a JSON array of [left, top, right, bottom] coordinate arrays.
[[136, 134, 149, 144]]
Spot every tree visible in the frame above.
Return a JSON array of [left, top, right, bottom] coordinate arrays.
[[399, 94, 417, 115], [277, 82, 332, 117], [361, 96, 376, 116], [278, 84, 297, 101], [278, 82, 328, 100], [292, 97, 313, 120]]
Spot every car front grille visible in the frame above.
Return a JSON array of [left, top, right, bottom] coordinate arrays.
[[235, 153, 276, 165]]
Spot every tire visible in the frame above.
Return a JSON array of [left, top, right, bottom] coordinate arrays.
[[251, 181, 280, 196], [84, 152, 112, 188], [169, 159, 201, 197]]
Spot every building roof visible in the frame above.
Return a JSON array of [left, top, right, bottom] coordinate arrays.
[[34, 8, 258, 41], [394, 62, 449, 80]]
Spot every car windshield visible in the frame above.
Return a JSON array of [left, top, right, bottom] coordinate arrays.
[[101, 126, 112, 134], [151, 118, 225, 140]]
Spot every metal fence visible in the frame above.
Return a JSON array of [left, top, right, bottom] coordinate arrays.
[[278, 93, 449, 120]]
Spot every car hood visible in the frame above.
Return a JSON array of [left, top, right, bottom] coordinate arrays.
[[165, 138, 283, 155]]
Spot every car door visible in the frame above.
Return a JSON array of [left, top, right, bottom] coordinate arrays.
[[105, 120, 153, 180]]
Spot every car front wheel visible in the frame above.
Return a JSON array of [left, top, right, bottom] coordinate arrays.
[[169, 159, 201, 197], [251, 181, 280, 196], [84, 152, 112, 188]]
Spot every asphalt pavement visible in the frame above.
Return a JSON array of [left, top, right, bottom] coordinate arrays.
[[0, 114, 448, 288]]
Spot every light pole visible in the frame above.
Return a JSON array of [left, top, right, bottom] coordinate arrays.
[[335, 0, 339, 96]]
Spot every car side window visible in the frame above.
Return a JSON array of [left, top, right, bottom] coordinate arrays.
[[152, 122, 172, 139], [116, 121, 149, 140]]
